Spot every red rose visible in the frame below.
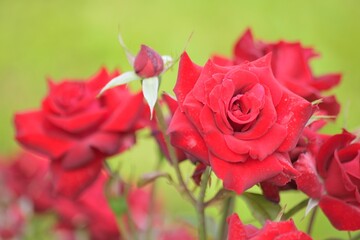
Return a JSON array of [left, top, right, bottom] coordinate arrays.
[[213, 29, 341, 117], [168, 52, 313, 194], [227, 213, 312, 240], [296, 131, 360, 230], [14, 68, 148, 197]]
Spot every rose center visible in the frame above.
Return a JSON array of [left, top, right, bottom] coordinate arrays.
[[227, 83, 265, 132], [54, 82, 87, 112]]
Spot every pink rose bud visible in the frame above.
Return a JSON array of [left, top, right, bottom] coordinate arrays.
[[134, 45, 164, 78]]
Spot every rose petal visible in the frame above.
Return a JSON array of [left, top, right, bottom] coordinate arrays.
[[199, 106, 248, 162], [162, 93, 179, 115], [224, 123, 287, 161], [294, 153, 323, 199], [191, 60, 229, 105], [210, 153, 284, 194], [319, 195, 360, 231], [46, 109, 106, 133], [14, 111, 73, 159], [208, 84, 233, 134], [227, 214, 253, 240], [61, 143, 94, 169], [233, 88, 278, 140], [316, 131, 356, 178], [324, 151, 357, 201], [248, 54, 284, 106], [51, 156, 103, 198], [311, 73, 341, 91], [173, 52, 202, 110], [168, 109, 209, 164], [269, 42, 313, 89], [276, 89, 313, 152], [102, 92, 145, 132], [233, 28, 265, 62], [87, 67, 117, 93]]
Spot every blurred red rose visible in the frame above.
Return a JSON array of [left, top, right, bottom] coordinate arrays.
[[227, 213, 312, 240], [296, 131, 360, 230], [213, 29, 341, 117], [169, 52, 313, 194], [54, 171, 120, 240], [14, 68, 149, 197], [1, 152, 53, 212], [0, 158, 32, 240]]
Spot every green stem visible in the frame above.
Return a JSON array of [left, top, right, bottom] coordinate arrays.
[[154, 102, 196, 205], [350, 232, 360, 240], [282, 198, 308, 220], [197, 167, 211, 240], [306, 206, 318, 235], [217, 196, 235, 240]]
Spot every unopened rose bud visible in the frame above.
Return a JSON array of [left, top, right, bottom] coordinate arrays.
[[134, 45, 164, 78]]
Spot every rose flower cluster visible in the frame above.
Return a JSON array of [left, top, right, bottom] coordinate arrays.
[[1, 28, 358, 239]]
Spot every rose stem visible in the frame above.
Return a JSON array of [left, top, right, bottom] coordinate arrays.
[[306, 206, 318, 235], [197, 167, 211, 240], [282, 198, 308, 220], [154, 102, 196, 205], [217, 196, 235, 240]]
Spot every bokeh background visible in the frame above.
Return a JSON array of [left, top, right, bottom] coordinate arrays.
[[1, 0, 360, 239]]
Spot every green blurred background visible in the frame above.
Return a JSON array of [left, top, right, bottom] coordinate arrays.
[[1, 0, 360, 239]]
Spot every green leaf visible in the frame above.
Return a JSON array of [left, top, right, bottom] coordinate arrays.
[[241, 192, 282, 224]]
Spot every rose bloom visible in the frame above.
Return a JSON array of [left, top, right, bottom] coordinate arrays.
[[14, 68, 148, 197], [168, 52, 313, 194], [295, 131, 360, 230], [227, 213, 312, 240], [213, 29, 341, 117]]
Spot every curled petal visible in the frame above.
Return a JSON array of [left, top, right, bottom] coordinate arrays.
[[320, 195, 360, 231]]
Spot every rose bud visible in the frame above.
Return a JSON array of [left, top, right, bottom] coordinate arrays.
[[134, 45, 164, 78]]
